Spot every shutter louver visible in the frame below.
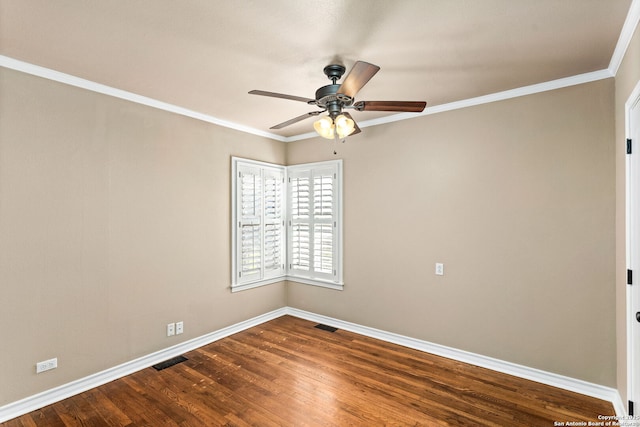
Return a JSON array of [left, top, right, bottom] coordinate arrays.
[[264, 172, 283, 275], [291, 223, 310, 271], [312, 172, 334, 276], [241, 224, 261, 277], [291, 177, 310, 219], [314, 223, 333, 274], [290, 175, 311, 272], [239, 168, 262, 279], [314, 175, 333, 218]]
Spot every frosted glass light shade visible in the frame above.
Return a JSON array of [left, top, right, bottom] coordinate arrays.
[[313, 116, 335, 139], [334, 114, 355, 138]]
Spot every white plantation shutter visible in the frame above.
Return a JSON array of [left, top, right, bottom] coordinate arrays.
[[314, 223, 333, 274], [288, 162, 342, 283], [263, 169, 284, 279], [290, 174, 311, 272], [238, 165, 262, 281], [233, 160, 284, 288], [232, 157, 341, 290], [313, 172, 334, 275], [291, 223, 310, 271]]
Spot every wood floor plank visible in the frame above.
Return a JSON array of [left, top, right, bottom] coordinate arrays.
[[2, 315, 615, 426], [82, 389, 132, 427], [247, 321, 510, 425], [22, 406, 65, 427]]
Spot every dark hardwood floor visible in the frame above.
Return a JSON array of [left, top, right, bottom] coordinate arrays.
[[3, 315, 614, 426]]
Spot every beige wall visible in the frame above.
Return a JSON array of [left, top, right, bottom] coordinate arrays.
[[0, 68, 287, 405], [615, 24, 640, 405], [287, 79, 616, 386], [0, 57, 622, 407]]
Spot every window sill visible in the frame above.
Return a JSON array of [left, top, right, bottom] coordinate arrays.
[[231, 276, 344, 293], [285, 276, 344, 291], [231, 277, 286, 293]]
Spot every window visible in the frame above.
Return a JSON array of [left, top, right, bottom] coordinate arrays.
[[231, 157, 343, 292], [232, 159, 285, 290], [287, 162, 342, 286]]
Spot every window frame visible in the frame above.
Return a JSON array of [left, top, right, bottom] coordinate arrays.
[[231, 158, 286, 292], [231, 157, 343, 292], [287, 160, 343, 289]]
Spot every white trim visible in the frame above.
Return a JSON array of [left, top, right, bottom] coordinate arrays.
[[286, 160, 343, 284], [2, 0, 636, 145], [0, 308, 288, 423], [230, 156, 285, 169], [231, 158, 343, 291], [285, 69, 613, 141], [231, 157, 287, 289], [627, 80, 640, 418], [609, 0, 640, 76], [285, 276, 344, 290], [0, 56, 615, 144], [231, 275, 344, 292], [0, 306, 626, 423], [355, 70, 613, 128], [0, 55, 287, 143], [230, 277, 287, 292], [284, 307, 625, 418]]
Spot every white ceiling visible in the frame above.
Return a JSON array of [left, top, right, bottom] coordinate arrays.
[[0, 1, 635, 140]]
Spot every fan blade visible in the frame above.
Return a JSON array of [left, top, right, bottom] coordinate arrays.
[[353, 101, 426, 112], [249, 90, 315, 104], [337, 61, 380, 99], [270, 111, 321, 129], [341, 112, 361, 136]]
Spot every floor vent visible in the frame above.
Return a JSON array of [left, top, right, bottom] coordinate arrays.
[[315, 324, 338, 333], [152, 355, 188, 371]]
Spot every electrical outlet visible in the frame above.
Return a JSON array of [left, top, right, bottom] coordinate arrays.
[[36, 358, 58, 374], [167, 323, 175, 337], [435, 263, 444, 276], [176, 321, 184, 335]]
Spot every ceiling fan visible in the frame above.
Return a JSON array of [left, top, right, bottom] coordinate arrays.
[[249, 61, 427, 139]]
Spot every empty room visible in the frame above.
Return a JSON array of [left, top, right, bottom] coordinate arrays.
[[1, 1, 640, 425]]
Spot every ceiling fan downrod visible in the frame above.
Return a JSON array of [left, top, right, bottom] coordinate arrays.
[[323, 64, 346, 84]]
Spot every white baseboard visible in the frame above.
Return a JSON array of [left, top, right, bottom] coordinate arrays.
[[0, 306, 626, 423], [284, 307, 626, 419], [0, 308, 287, 423]]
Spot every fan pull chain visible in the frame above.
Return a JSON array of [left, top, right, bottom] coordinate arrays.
[[331, 135, 347, 155]]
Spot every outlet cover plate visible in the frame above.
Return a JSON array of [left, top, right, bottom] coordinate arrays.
[[36, 358, 58, 373]]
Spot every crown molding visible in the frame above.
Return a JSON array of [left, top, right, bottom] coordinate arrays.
[[0, 55, 287, 142], [609, 0, 640, 76], [355, 69, 614, 128], [1, 0, 635, 145], [0, 56, 619, 143], [286, 69, 613, 141]]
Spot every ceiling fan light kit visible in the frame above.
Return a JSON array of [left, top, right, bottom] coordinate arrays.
[[313, 114, 356, 140], [249, 60, 427, 140]]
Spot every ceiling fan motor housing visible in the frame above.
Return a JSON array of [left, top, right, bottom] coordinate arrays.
[[315, 84, 352, 114], [316, 64, 353, 116]]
